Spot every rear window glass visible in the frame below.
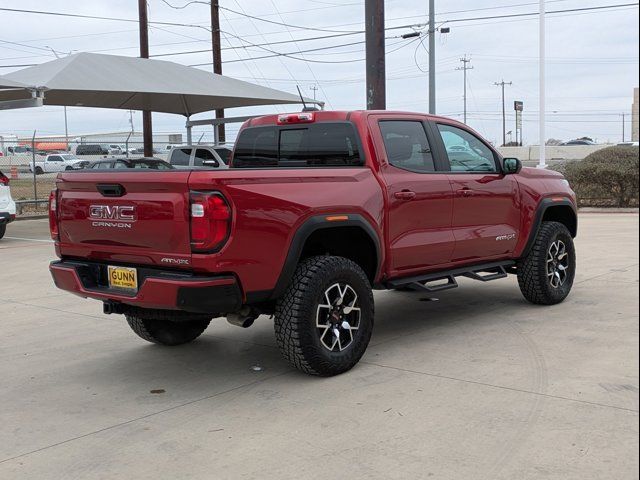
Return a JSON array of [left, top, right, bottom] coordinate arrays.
[[232, 123, 362, 168]]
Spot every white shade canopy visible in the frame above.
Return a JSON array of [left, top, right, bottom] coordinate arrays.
[[0, 52, 320, 116]]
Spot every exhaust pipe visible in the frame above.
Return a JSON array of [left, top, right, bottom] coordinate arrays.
[[226, 306, 260, 328]]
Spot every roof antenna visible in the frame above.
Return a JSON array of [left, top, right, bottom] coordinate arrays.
[[297, 85, 319, 112]]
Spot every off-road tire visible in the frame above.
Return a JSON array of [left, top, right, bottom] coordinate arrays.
[[274, 256, 374, 377], [0, 224, 6, 239], [517, 221, 576, 305], [125, 309, 211, 346]]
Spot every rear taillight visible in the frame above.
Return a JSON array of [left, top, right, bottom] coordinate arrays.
[[0, 172, 9, 186], [49, 189, 59, 240], [189, 191, 231, 252]]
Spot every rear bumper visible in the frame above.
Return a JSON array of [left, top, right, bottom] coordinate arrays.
[[0, 211, 16, 225], [49, 260, 243, 314]]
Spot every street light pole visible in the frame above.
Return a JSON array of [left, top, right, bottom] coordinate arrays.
[[428, 0, 436, 114], [539, 0, 547, 168]]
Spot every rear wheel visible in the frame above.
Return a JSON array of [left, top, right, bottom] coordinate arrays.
[[125, 309, 211, 346], [274, 256, 374, 376], [35, 167, 43, 175], [517, 221, 576, 305], [0, 224, 6, 239]]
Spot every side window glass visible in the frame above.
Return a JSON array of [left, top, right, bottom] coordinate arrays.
[[379, 121, 436, 173], [437, 124, 497, 173], [113, 161, 128, 169], [49, 156, 62, 162], [194, 149, 219, 167], [171, 148, 192, 166]]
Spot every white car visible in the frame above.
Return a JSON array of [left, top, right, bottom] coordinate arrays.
[[30, 154, 84, 174], [0, 170, 16, 239]]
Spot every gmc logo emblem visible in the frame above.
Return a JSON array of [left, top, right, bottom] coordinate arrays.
[[89, 205, 136, 222]]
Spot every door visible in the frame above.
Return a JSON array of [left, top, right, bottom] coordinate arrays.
[[46, 155, 64, 173], [370, 116, 455, 275], [432, 122, 521, 263]]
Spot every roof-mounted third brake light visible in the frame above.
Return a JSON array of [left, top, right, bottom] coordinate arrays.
[[277, 113, 315, 125]]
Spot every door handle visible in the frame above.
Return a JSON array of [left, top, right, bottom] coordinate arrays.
[[457, 188, 473, 197], [394, 190, 416, 201]]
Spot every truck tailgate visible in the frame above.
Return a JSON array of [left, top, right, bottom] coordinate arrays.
[[56, 171, 193, 268]]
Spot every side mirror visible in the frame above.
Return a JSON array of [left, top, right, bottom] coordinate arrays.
[[503, 157, 522, 175]]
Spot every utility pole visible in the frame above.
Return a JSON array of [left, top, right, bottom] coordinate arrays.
[[539, 0, 546, 168], [365, 0, 386, 110], [210, 0, 225, 144], [428, 0, 436, 114], [456, 56, 473, 124], [138, 0, 153, 157], [494, 80, 512, 146], [310, 85, 319, 102]]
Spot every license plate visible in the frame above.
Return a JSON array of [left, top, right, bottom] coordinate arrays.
[[107, 266, 138, 292]]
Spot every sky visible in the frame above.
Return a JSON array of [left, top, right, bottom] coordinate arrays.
[[0, 0, 638, 145]]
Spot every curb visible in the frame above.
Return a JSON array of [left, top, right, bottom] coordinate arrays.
[[579, 208, 639, 214], [15, 215, 49, 221]]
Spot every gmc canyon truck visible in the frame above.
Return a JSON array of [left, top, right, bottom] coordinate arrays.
[[48, 111, 577, 377]]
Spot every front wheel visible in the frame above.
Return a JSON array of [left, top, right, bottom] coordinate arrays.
[[0, 224, 6, 239], [35, 167, 43, 175], [274, 256, 374, 377], [517, 221, 576, 305], [125, 309, 211, 346]]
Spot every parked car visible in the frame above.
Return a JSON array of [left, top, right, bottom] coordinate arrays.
[[75, 144, 110, 156], [48, 110, 578, 377], [0, 171, 16, 239], [561, 139, 596, 146], [108, 145, 125, 155], [29, 154, 84, 174], [167, 145, 231, 169], [617, 141, 639, 147], [6, 145, 32, 155], [82, 158, 174, 170], [129, 147, 163, 155]]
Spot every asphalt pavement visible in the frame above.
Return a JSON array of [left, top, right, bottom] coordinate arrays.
[[0, 214, 638, 479]]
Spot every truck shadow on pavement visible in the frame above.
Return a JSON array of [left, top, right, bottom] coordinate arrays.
[[68, 279, 547, 388]]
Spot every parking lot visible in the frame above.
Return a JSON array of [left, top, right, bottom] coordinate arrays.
[[0, 213, 637, 479]]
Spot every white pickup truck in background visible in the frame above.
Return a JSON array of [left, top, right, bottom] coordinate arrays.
[[167, 145, 232, 169], [29, 154, 84, 174]]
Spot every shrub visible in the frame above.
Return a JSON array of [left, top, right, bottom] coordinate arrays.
[[553, 146, 639, 207]]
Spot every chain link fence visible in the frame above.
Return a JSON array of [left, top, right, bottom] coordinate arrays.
[[0, 141, 171, 216]]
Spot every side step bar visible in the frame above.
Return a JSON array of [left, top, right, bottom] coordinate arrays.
[[386, 260, 515, 292]]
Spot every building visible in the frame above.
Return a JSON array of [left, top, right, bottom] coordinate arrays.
[[633, 87, 639, 142]]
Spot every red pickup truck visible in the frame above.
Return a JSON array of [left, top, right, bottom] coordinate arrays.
[[49, 110, 577, 376]]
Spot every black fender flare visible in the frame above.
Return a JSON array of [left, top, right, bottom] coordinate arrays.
[[270, 214, 382, 300], [520, 198, 577, 258]]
